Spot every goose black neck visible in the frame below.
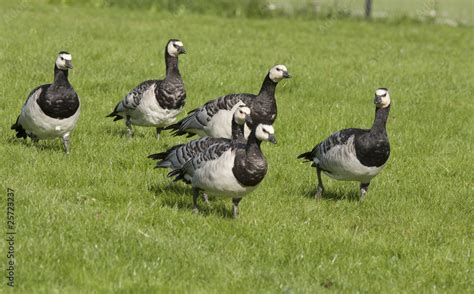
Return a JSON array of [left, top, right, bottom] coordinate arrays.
[[258, 73, 277, 97], [165, 52, 180, 77], [231, 119, 245, 141], [54, 65, 69, 86], [371, 104, 390, 134], [246, 129, 262, 151]]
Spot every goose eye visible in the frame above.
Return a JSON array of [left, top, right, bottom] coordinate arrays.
[[276, 68, 281, 71], [173, 43, 178, 48], [60, 57, 64, 60]]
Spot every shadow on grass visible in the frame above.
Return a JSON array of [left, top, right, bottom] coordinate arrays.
[[7, 136, 64, 152], [148, 182, 237, 219], [301, 186, 360, 202], [105, 126, 149, 139]]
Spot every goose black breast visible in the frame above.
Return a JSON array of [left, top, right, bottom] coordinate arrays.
[[354, 132, 390, 167], [37, 84, 79, 119], [156, 80, 186, 110], [249, 97, 277, 125], [232, 148, 268, 187]]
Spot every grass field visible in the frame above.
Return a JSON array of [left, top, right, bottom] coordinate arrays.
[[1, 1, 473, 292], [45, 0, 474, 25]]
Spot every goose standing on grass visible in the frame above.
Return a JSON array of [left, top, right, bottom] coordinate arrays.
[[298, 88, 392, 200], [148, 106, 252, 171], [169, 123, 277, 218], [166, 64, 290, 139], [11, 51, 80, 154], [107, 39, 186, 138]]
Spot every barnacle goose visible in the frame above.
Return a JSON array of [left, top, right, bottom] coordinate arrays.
[[166, 64, 290, 139], [11, 51, 80, 153], [298, 88, 391, 200], [107, 39, 186, 138], [169, 123, 277, 218], [148, 106, 252, 170]]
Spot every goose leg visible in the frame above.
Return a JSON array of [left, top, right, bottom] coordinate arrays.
[[192, 188, 200, 214], [202, 193, 210, 205], [360, 182, 370, 201], [126, 116, 133, 138], [155, 127, 163, 140], [30, 134, 39, 143], [315, 167, 325, 199], [62, 133, 70, 154], [232, 198, 242, 218]]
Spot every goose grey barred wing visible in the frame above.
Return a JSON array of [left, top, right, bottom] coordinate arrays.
[[107, 80, 160, 119], [166, 93, 255, 136], [168, 140, 235, 183], [298, 129, 366, 164], [11, 85, 46, 138], [26, 85, 47, 104], [311, 129, 370, 171], [202, 93, 254, 117], [149, 137, 229, 169]]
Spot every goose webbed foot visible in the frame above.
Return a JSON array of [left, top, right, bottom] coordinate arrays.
[[360, 182, 370, 201], [232, 198, 242, 219], [315, 186, 324, 200]]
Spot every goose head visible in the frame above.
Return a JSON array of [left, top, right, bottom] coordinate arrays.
[[234, 106, 252, 126], [55, 51, 73, 70], [269, 64, 290, 83], [167, 39, 186, 57], [374, 88, 391, 108], [255, 124, 277, 144]]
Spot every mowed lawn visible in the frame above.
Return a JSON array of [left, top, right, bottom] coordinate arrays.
[[0, 2, 473, 293]]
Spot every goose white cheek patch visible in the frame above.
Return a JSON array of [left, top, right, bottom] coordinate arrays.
[[167, 42, 183, 57], [269, 65, 288, 82], [269, 70, 280, 82], [380, 96, 391, 108]]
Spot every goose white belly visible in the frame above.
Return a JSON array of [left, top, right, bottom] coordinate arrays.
[[192, 149, 256, 197], [316, 136, 386, 183], [203, 101, 245, 138], [129, 85, 182, 127], [19, 90, 80, 139]]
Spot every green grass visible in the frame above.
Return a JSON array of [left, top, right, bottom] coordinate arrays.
[[1, 1, 473, 293], [44, 0, 474, 25]]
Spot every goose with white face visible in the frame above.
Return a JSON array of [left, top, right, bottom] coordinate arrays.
[[167, 40, 186, 57], [269, 64, 290, 83], [55, 52, 73, 70], [374, 88, 390, 108], [255, 124, 277, 144], [234, 106, 252, 126]]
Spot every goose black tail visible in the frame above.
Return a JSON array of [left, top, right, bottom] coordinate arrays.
[[148, 152, 168, 160], [297, 151, 313, 161], [11, 117, 27, 139], [163, 120, 196, 138], [106, 111, 123, 121], [167, 169, 183, 182]]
